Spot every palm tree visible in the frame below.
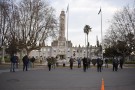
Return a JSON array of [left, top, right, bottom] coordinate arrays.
[[84, 25, 92, 60]]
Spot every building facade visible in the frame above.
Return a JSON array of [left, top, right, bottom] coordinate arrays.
[[30, 11, 100, 61]]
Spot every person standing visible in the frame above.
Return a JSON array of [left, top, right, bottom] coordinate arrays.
[[69, 56, 74, 70], [22, 55, 29, 71], [119, 57, 124, 69], [10, 54, 18, 72], [113, 57, 119, 71], [47, 57, 52, 71], [77, 57, 81, 68], [82, 57, 87, 72], [97, 58, 103, 72]]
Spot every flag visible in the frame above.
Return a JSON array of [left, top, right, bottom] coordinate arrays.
[[66, 4, 69, 13], [98, 8, 101, 14]]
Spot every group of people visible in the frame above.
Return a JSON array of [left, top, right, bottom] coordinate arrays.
[[10, 54, 124, 72], [10, 54, 36, 72], [69, 57, 104, 72], [112, 57, 124, 71], [68, 56, 124, 72]]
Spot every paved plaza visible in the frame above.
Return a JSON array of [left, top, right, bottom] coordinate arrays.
[[0, 66, 135, 90]]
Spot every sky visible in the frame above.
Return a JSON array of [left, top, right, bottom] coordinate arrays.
[[47, 0, 134, 47]]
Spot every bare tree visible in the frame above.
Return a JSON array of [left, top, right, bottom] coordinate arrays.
[[0, 0, 12, 47], [4, 0, 58, 55], [18, 0, 58, 55], [0, 0, 14, 63], [5, 1, 20, 56]]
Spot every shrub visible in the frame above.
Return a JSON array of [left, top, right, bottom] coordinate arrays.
[[125, 61, 135, 64]]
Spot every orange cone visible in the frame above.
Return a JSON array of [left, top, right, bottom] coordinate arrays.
[[101, 78, 105, 90]]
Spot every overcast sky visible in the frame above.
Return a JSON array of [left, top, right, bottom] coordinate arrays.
[[47, 0, 134, 47]]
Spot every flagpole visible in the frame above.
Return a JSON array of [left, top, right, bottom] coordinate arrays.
[[66, 4, 69, 59], [100, 8, 103, 60], [67, 5, 69, 47], [98, 7, 103, 60]]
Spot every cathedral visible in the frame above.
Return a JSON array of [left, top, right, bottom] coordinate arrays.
[[30, 11, 100, 61]]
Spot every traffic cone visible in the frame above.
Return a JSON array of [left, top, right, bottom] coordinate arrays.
[[101, 78, 105, 90]]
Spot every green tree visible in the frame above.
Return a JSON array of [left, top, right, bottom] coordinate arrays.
[[83, 25, 92, 58], [104, 4, 135, 59]]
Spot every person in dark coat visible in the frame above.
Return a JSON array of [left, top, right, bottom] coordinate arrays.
[[77, 57, 81, 68], [82, 57, 87, 72], [113, 58, 119, 71], [10, 54, 18, 72], [69, 56, 74, 70], [47, 57, 52, 71], [22, 55, 29, 71], [97, 58, 103, 72], [119, 57, 124, 69]]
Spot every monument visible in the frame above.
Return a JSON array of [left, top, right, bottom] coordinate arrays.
[[51, 11, 72, 59]]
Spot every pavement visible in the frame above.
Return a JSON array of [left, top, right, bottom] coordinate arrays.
[[0, 63, 45, 73], [0, 63, 135, 90]]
